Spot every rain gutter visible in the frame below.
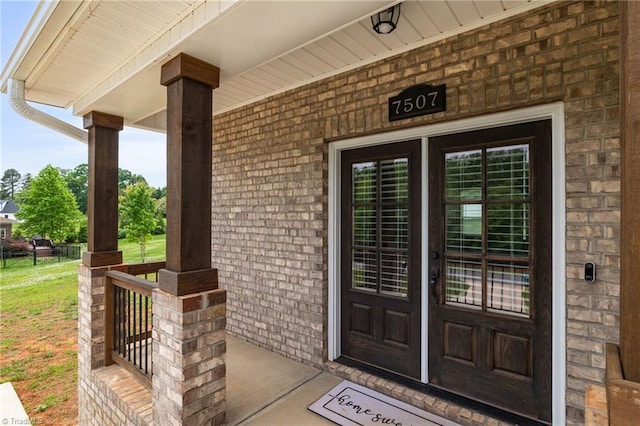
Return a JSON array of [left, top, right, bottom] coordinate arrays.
[[8, 79, 87, 144]]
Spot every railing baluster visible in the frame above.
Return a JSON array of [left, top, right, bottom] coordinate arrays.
[[105, 262, 163, 388], [138, 293, 142, 372], [119, 287, 124, 357], [133, 290, 137, 365], [122, 288, 125, 357], [145, 296, 149, 375], [114, 286, 119, 357]]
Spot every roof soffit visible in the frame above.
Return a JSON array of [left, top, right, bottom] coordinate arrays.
[[2, 0, 557, 132]]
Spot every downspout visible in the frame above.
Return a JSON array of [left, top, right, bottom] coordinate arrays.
[[7, 79, 87, 144]]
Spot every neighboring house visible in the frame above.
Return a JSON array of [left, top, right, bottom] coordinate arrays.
[[1, 1, 639, 426], [0, 200, 18, 221], [0, 201, 19, 239], [0, 217, 16, 240]]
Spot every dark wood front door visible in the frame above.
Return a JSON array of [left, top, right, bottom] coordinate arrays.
[[341, 140, 421, 379], [428, 121, 552, 423]]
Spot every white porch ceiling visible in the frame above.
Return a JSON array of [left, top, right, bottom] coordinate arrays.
[[1, 0, 554, 133]]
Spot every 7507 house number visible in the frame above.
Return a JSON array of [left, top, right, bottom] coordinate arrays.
[[388, 84, 446, 122]]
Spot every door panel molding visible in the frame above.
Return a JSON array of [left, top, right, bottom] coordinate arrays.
[[340, 140, 422, 379], [428, 120, 552, 422], [328, 103, 566, 425]]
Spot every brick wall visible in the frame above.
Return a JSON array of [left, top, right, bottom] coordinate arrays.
[[78, 264, 150, 425], [152, 288, 226, 425], [212, 1, 620, 423], [78, 264, 226, 425]]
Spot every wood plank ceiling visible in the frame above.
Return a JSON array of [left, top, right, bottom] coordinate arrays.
[[9, 0, 549, 131], [213, 0, 533, 115]]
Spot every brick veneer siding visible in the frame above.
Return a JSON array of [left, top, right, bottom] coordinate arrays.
[[212, 1, 619, 423], [78, 264, 103, 426], [78, 264, 150, 425], [78, 264, 226, 425], [152, 288, 227, 425]]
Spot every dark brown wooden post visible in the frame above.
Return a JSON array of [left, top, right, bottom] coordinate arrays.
[[82, 111, 123, 267], [619, 0, 640, 383], [159, 53, 220, 295]]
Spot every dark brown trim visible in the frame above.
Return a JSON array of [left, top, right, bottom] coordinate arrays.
[[83, 111, 123, 131], [83, 251, 123, 268], [619, 0, 640, 384], [159, 53, 219, 295], [161, 53, 220, 88], [83, 111, 123, 266], [158, 268, 218, 296]]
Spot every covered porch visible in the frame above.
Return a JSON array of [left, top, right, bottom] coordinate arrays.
[[96, 332, 339, 425], [1, 0, 640, 425]]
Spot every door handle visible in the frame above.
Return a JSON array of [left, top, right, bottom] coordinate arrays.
[[430, 266, 440, 283], [430, 266, 440, 301]]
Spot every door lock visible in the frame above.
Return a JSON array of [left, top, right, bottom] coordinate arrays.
[[430, 266, 440, 283], [430, 266, 440, 301]]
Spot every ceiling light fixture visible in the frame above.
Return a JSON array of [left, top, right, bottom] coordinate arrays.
[[371, 4, 401, 35]]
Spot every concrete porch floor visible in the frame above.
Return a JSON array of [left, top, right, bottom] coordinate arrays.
[[226, 335, 340, 425]]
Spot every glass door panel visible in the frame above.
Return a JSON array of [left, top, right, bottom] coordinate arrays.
[[443, 144, 532, 317], [350, 158, 410, 299]]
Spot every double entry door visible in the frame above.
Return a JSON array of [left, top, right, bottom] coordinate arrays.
[[340, 121, 552, 424]]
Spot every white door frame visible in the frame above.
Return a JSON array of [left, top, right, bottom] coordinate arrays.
[[328, 102, 566, 425]]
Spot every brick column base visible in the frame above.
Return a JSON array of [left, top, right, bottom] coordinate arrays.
[[152, 287, 226, 425], [77, 264, 110, 424]]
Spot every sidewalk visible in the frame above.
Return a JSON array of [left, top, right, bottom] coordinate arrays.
[[0, 382, 30, 425], [226, 335, 340, 425]]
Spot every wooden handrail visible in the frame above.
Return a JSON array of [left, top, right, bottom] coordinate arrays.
[[122, 261, 166, 276], [106, 270, 158, 297]]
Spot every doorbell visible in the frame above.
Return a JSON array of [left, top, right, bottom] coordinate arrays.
[[584, 262, 596, 283]]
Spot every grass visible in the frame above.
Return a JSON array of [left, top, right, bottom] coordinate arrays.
[[121, 234, 167, 264], [0, 234, 166, 422], [1, 234, 166, 314]]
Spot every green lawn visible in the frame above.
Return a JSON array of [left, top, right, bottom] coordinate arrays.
[[1, 234, 167, 314], [0, 234, 166, 422], [120, 234, 167, 264]]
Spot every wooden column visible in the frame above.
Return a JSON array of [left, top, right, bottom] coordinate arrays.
[[159, 53, 220, 295], [619, 0, 640, 383], [82, 112, 123, 267]]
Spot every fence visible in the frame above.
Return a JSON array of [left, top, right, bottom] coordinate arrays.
[[105, 262, 164, 387], [0, 244, 82, 269]]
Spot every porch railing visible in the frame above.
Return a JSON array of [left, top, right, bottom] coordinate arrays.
[[105, 262, 165, 387]]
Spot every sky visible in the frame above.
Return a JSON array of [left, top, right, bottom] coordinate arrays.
[[0, 0, 167, 188]]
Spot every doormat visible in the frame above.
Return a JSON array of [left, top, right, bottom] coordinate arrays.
[[308, 380, 460, 426]]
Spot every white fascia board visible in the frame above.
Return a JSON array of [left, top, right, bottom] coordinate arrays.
[[0, 0, 59, 93]]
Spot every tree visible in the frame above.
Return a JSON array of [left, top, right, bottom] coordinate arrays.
[[118, 169, 147, 193], [1, 168, 21, 199], [155, 196, 166, 218], [151, 187, 167, 219], [16, 165, 82, 242], [20, 173, 32, 192], [151, 186, 167, 199], [63, 164, 89, 214], [56, 164, 145, 213], [119, 181, 156, 261]]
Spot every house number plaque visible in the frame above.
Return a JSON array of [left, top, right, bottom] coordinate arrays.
[[388, 84, 446, 122]]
